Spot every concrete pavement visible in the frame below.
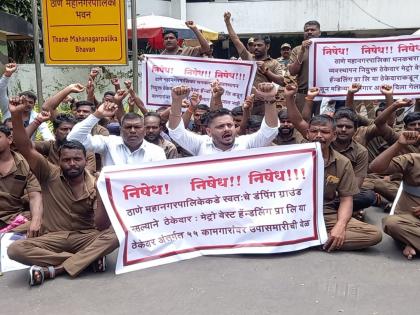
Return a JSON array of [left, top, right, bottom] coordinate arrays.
[[1, 207, 419, 315]]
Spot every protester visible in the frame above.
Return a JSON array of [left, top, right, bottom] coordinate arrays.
[[288, 21, 321, 112], [370, 131, 420, 259], [7, 97, 118, 286], [0, 123, 42, 235], [67, 100, 166, 166], [1, 64, 54, 140], [161, 21, 210, 56], [284, 84, 382, 250], [144, 112, 178, 159], [168, 83, 279, 156]]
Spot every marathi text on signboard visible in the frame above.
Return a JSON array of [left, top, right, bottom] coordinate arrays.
[[42, 0, 127, 65]]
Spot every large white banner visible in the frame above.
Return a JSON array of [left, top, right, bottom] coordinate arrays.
[[97, 143, 327, 274], [141, 55, 257, 110], [308, 35, 420, 100]]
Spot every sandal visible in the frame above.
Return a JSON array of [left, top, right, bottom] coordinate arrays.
[[91, 256, 106, 273], [29, 266, 55, 286]]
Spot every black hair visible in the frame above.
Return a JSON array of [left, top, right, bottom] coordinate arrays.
[[403, 112, 420, 126], [206, 108, 232, 125], [0, 124, 12, 137], [19, 91, 37, 102], [144, 111, 161, 124], [304, 20, 321, 29], [52, 113, 77, 130], [197, 104, 210, 112], [156, 106, 168, 113], [247, 115, 263, 129], [121, 112, 143, 126], [231, 106, 243, 117], [253, 35, 271, 45], [58, 140, 86, 157], [278, 109, 288, 120], [75, 100, 96, 112], [309, 114, 336, 129], [2, 117, 12, 124], [104, 91, 115, 98], [334, 108, 358, 128], [375, 102, 387, 116], [163, 29, 178, 39]]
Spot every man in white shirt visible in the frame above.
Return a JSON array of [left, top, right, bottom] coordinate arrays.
[[1, 63, 54, 141], [168, 83, 279, 156], [67, 101, 166, 166]]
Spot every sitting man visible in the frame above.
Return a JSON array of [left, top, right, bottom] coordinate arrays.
[[284, 85, 382, 251], [273, 109, 304, 145], [144, 112, 178, 159], [33, 113, 96, 173], [67, 100, 166, 166], [0, 124, 42, 236], [370, 131, 420, 260], [8, 96, 118, 286], [0, 64, 53, 140], [167, 83, 279, 156]]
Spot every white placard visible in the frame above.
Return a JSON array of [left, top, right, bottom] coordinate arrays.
[[141, 55, 257, 110], [308, 35, 420, 100], [97, 143, 327, 274]]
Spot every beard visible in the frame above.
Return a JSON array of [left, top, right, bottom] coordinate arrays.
[[63, 167, 84, 179]]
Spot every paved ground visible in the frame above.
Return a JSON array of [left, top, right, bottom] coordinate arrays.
[[1, 207, 419, 315]]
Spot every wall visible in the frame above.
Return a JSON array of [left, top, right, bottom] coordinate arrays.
[[186, 0, 420, 35]]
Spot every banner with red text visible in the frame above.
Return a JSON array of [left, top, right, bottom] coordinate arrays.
[[97, 143, 326, 274], [141, 55, 256, 110], [308, 35, 420, 100]]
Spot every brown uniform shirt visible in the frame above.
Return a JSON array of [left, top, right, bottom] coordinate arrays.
[[324, 148, 360, 214], [353, 125, 394, 162], [161, 46, 202, 57], [158, 137, 179, 159], [273, 129, 305, 145], [239, 51, 283, 88], [390, 153, 420, 214], [332, 140, 368, 179], [34, 140, 97, 173], [32, 156, 97, 233], [289, 45, 309, 92], [384, 128, 420, 155], [0, 151, 41, 224]]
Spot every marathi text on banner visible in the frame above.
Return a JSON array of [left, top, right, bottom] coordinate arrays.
[[141, 55, 257, 110], [308, 35, 420, 100], [97, 143, 327, 274]]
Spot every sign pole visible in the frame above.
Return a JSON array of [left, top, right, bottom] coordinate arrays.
[[131, 0, 138, 94], [31, 0, 44, 105]]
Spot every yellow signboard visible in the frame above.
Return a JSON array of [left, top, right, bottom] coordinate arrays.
[[41, 0, 127, 65]]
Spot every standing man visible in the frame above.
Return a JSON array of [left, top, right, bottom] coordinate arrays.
[[8, 97, 118, 286], [288, 21, 321, 112], [277, 43, 292, 69], [224, 12, 284, 115], [161, 21, 210, 56]]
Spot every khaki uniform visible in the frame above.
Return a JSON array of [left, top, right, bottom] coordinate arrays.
[[383, 153, 420, 250], [332, 140, 368, 180], [91, 124, 109, 172], [273, 129, 304, 145], [34, 140, 97, 173], [323, 148, 382, 250], [161, 46, 202, 57], [355, 125, 401, 200], [239, 52, 283, 115], [8, 157, 118, 277], [0, 151, 41, 232], [159, 137, 179, 159], [289, 45, 309, 111]]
